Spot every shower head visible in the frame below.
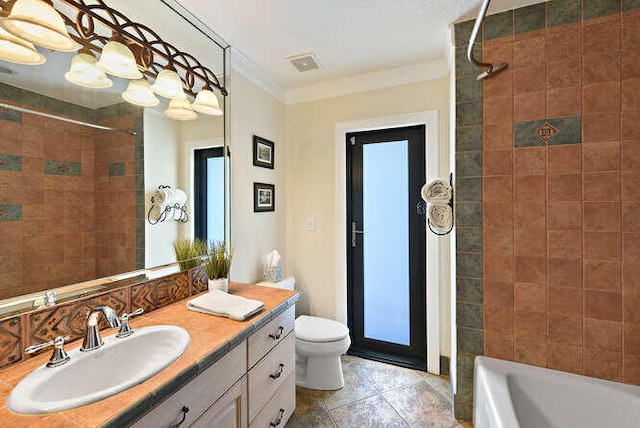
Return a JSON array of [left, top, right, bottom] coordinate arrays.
[[477, 62, 509, 81]]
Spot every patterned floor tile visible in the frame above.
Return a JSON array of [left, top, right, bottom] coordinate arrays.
[[322, 362, 379, 410], [342, 355, 425, 392], [383, 380, 459, 428], [329, 395, 408, 428], [286, 407, 335, 428]]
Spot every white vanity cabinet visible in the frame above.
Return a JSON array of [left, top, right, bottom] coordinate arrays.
[[132, 304, 296, 428]]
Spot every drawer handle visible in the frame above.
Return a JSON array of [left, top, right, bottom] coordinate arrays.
[[270, 363, 285, 380], [171, 406, 189, 428], [269, 326, 284, 340], [269, 408, 285, 427]]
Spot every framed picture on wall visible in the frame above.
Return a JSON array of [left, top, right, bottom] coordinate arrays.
[[254, 182, 275, 212], [253, 135, 275, 169]]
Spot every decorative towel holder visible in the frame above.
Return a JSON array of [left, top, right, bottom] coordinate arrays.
[[418, 173, 454, 236], [147, 185, 188, 225]]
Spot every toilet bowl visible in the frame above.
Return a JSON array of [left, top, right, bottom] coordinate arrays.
[[256, 277, 351, 390], [295, 315, 351, 390]]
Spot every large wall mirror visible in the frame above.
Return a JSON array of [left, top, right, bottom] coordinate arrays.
[[0, 0, 230, 315]]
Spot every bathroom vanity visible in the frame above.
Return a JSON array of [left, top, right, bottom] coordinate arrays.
[[0, 283, 299, 427]]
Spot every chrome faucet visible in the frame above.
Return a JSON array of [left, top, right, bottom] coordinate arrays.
[[81, 305, 121, 352]]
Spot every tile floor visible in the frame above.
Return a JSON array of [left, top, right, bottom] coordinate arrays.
[[286, 355, 469, 428]]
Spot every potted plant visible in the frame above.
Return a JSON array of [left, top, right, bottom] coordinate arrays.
[[172, 238, 207, 271], [204, 240, 233, 292]]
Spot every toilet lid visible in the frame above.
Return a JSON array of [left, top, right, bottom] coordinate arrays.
[[295, 315, 349, 343]]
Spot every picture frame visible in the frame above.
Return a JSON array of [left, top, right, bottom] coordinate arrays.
[[254, 182, 275, 212], [253, 135, 275, 169]]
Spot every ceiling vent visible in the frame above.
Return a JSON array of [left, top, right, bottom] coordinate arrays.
[[287, 53, 320, 72]]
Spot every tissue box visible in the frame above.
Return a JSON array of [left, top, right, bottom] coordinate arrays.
[[263, 265, 283, 283]]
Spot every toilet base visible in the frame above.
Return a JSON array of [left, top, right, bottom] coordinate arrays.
[[295, 336, 351, 390]]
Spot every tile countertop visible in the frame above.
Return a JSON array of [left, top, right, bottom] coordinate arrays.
[[0, 283, 299, 428]]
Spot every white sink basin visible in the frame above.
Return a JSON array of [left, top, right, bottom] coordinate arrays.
[[7, 325, 190, 414]]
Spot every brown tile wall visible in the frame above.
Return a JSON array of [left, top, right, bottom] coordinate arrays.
[[480, 8, 640, 384], [0, 266, 206, 369]]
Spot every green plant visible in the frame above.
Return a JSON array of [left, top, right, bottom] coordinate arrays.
[[173, 238, 207, 271], [204, 240, 233, 279]]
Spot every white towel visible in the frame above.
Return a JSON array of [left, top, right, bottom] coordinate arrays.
[[187, 290, 265, 321], [428, 204, 453, 231], [421, 179, 452, 204]]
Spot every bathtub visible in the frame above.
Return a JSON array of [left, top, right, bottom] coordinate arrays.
[[474, 356, 640, 428]]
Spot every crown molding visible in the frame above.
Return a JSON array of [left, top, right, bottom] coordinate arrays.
[[285, 58, 449, 105], [230, 47, 287, 104]]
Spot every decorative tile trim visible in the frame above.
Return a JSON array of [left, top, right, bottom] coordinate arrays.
[[131, 272, 189, 313], [515, 116, 582, 147], [0, 153, 21, 171], [44, 159, 81, 176], [583, 0, 621, 20], [0, 204, 21, 221], [108, 162, 125, 177], [0, 108, 21, 123], [483, 10, 513, 41], [548, 0, 582, 27], [0, 317, 22, 367], [189, 266, 209, 295], [515, 2, 547, 33], [623, 0, 640, 11]]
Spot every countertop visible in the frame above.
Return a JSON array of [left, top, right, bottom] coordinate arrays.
[[0, 282, 299, 427]]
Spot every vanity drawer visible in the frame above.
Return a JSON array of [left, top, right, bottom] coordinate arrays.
[[133, 341, 247, 428], [248, 332, 295, 422], [249, 373, 295, 428], [248, 306, 295, 368]]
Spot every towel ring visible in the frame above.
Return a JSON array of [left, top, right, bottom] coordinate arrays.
[[147, 185, 189, 225], [425, 173, 454, 236]]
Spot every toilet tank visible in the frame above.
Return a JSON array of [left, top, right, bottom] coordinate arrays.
[[256, 277, 295, 290]]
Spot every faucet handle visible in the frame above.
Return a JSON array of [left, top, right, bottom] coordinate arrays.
[[117, 308, 144, 338], [25, 336, 71, 368]]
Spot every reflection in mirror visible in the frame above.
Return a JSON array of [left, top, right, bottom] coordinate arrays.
[[0, 0, 229, 314]]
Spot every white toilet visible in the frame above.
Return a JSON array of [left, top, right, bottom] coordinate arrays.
[[257, 277, 351, 390]]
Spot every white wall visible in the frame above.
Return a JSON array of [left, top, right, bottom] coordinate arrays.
[[144, 110, 181, 268], [229, 71, 287, 283], [285, 79, 452, 357]]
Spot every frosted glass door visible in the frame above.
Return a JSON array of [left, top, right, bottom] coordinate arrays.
[[207, 156, 225, 242], [362, 140, 410, 345]]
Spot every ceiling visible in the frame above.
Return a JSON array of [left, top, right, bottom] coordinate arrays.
[[177, 0, 547, 91]]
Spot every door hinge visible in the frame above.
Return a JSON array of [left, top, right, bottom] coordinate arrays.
[[350, 136, 356, 146], [351, 221, 365, 247]]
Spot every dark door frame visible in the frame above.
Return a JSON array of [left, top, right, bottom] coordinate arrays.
[[194, 146, 224, 241], [346, 125, 427, 371]]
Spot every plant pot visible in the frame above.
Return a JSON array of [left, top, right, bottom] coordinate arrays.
[[208, 277, 229, 292]]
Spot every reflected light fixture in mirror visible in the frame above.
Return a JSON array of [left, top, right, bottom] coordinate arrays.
[[0, 26, 45, 65], [164, 98, 197, 121], [96, 35, 142, 80], [0, 0, 77, 52], [192, 87, 223, 116], [122, 78, 159, 107], [151, 67, 185, 99], [64, 49, 112, 89]]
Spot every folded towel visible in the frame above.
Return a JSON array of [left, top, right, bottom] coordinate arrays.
[[428, 204, 453, 232], [187, 290, 265, 321], [421, 179, 452, 204]]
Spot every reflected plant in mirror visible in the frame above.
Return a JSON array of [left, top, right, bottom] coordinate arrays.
[[0, 0, 230, 315], [172, 237, 206, 271]]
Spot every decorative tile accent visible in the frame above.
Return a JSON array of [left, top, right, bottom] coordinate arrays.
[[456, 126, 483, 152], [455, 50, 482, 79], [515, 119, 548, 147], [456, 151, 483, 177], [456, 177, 482, 201], [108, 162, 125, 177], [623, 0, 640, 11], [0, 153, 21, 171], [29, 290, 127, 344], [454, 19, 477, 47], [583, 0, 621, 20], [456, 252, 483, 278], [483, 10, 513, 41], [456, 77, 482, 103], [190, 266, 208, 295], [457, 228, 483, 253], [548, 0, 582, 27], [440, 355, 451, 377], [457, 302, 484, 329], [515, 3, 547, 33], [131, 272, 189, 312], [548, 116, 582, 145], [0, 204, 21, 221], [0, 107, 21, 123], [458, 327, 483, 354], [536, 122, 560, 143], [0, 317, 22, 368], [44, 159, 81, 176]]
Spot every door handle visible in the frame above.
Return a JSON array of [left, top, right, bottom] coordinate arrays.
[[351, 221, 365, 247]]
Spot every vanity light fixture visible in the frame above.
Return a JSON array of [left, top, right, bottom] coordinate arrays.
[[0, 0, 77, 52], [164, 98, 197, 121], [192, 87, 223, 116], [0, 27, 45, 65], [151, 67, 185, 99], [96, 35, 142, 80], [64, 49, 112, 89], [122, 78, 159, 107]]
